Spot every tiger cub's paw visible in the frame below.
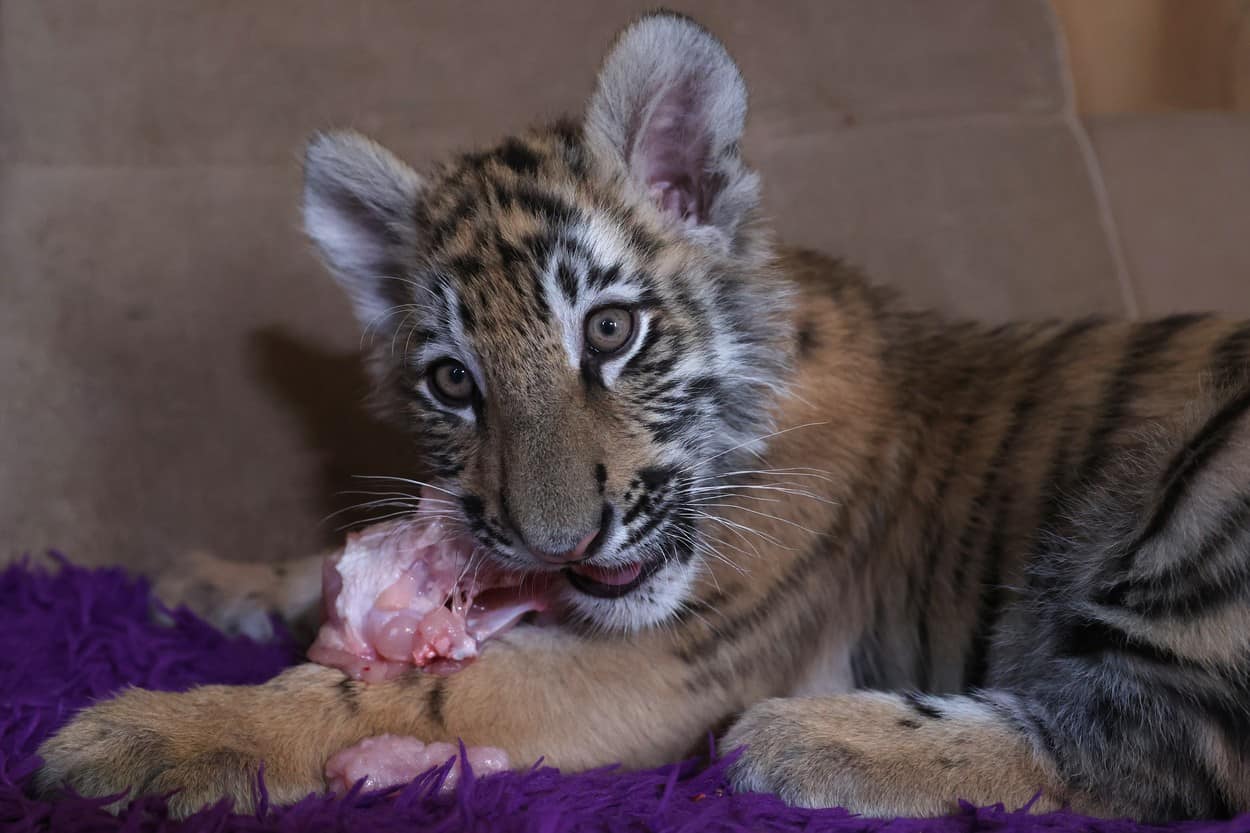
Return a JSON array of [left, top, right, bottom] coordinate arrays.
[[33, 686, 318, 818], [723, 694, 958, 816], [155, 550, 285, 640], [156, 549, 326, 642], [722, 697, 863, 810]]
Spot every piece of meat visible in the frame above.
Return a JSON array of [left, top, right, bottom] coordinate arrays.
[[307, 506, 550, 681], [325, 735, 510, 794]]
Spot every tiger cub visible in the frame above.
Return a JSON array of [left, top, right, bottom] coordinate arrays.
[[36, 12, 1250, 821]]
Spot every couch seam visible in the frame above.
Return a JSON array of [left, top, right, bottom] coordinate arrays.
[[1044, 0, 1141, 320]]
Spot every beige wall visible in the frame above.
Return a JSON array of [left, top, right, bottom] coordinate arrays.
[[1052, 0, 1250, 113]]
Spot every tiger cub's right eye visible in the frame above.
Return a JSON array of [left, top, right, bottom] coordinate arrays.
[[585, 306, 635, 355], [429, 360, 475, 406]]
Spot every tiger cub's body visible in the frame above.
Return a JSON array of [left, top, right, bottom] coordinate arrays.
[[37, 13, 1250, 821]]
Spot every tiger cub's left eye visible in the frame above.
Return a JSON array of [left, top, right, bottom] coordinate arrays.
[[585, 307, 635, 354], [429, 360, 475, 406]]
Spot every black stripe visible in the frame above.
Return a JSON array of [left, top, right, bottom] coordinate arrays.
[[901, 691, 944, 720], [680, 429, 890, 672], [1058, 615, 1199, 669], [1191, 685, 1250, 748], [668, 521, 699, 567], [1193, 770, 1238, 820], [852, 437, 930, 687], [1110, 493, 1250, 617], [1018, 698, 1068, 779], [796, 323, 818, 358], [616, 213, 660, 258], [1077, 314, 1207, 485], [960, 321, 1098, 687], [447, 252, 483, 279], [1032, 407, 1084, 548], [912, 414, 977, 687], [621, 324, 664, 377], [497, 138, 540, 175], [336, 678, 362, 715], [460, 494, 485, 519], [1156, 686, 1250, 818], [426, 678, 447, 729], [1211, 322, 1250, 390], [668, 588, 728, 629], [421, 191, 473, 250], [850, 608, 886, 689], [675, 527, 831, 663], [492, 232, 552, 320], [1148, 702, 1241, 821], [580, 358, 605, 389], [902, 328, 990, 687], [1130, 386, 1250, 556], [457, 149, 492, 172], [858, 433, 924, 575], [457, 297, 476, 334], [633, 355, 678, 383], [1033, 317, 1201, 632], [513, 183, 577, 228], [682, 526, 846, 693], [963, 554, 1004, 688], [622, 486, 655, 526], [549, 119, 589, 177], [556, 262, 579, 305], [551, 233, 591, 262], [522, 229, 554, 266], [588, 264, 621, 291], [639, 466, 676, 490], [622, 497, 675, 549], [679, 411, 889, 696], [963, 490, 1014, 688]]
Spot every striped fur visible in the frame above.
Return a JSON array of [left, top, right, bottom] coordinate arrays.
[[36, 13, 1250, 821]]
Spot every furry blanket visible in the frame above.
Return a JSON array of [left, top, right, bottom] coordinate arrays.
[[0, 556, 1240, 831]]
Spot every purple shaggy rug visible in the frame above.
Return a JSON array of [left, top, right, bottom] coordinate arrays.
[[1, 557, 1244, 832]]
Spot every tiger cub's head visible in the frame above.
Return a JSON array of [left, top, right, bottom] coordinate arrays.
[[303, 13, 793, 630]]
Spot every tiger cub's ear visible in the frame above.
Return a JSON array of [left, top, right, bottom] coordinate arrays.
[[301, 130, 425, 333], [585, 12, 759, 251]]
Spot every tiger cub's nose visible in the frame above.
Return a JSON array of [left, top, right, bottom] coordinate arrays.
[[510, 505, 612, 565], [530, 526, 600, 564]]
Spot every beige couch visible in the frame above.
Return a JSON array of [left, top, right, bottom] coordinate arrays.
[[3, 1, 1248, 573]]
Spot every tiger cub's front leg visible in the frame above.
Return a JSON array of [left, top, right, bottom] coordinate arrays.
[[723, 691, 1078, 817], [35, 628, 721, 818]]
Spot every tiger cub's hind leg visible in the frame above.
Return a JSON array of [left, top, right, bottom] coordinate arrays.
[[1002, 384, 1250, 820], [723, 673, 1245, 820], [726, 388, 1250, 820], [155, 550, 326, 643], [722, 691, 1074, 817]]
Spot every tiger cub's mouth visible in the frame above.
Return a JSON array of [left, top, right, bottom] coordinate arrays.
[[563, 558, 665, 598]]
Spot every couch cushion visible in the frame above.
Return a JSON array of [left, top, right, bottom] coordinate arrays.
[[3, 1, 1122, 570], [759, 117, 1127, 321], [3, 0, 1067, 167], [1086, 113, 1250, 319]]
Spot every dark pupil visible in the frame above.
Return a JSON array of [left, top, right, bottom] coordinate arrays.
[[448, 366, 466, 385], [598, 317, 619, 336]]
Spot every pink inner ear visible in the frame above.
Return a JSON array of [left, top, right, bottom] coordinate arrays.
[[633, 84, 708, 225], [648, 180, 697, 222]]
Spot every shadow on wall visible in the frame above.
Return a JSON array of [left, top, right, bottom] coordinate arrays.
[[247, 328, 428, 541]]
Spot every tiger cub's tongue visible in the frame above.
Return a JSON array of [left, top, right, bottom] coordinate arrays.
[[568, 561, 643, 586]]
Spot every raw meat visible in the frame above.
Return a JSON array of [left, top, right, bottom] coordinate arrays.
[[325, 735, 510, 794], [308, 507, 550, 681]]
